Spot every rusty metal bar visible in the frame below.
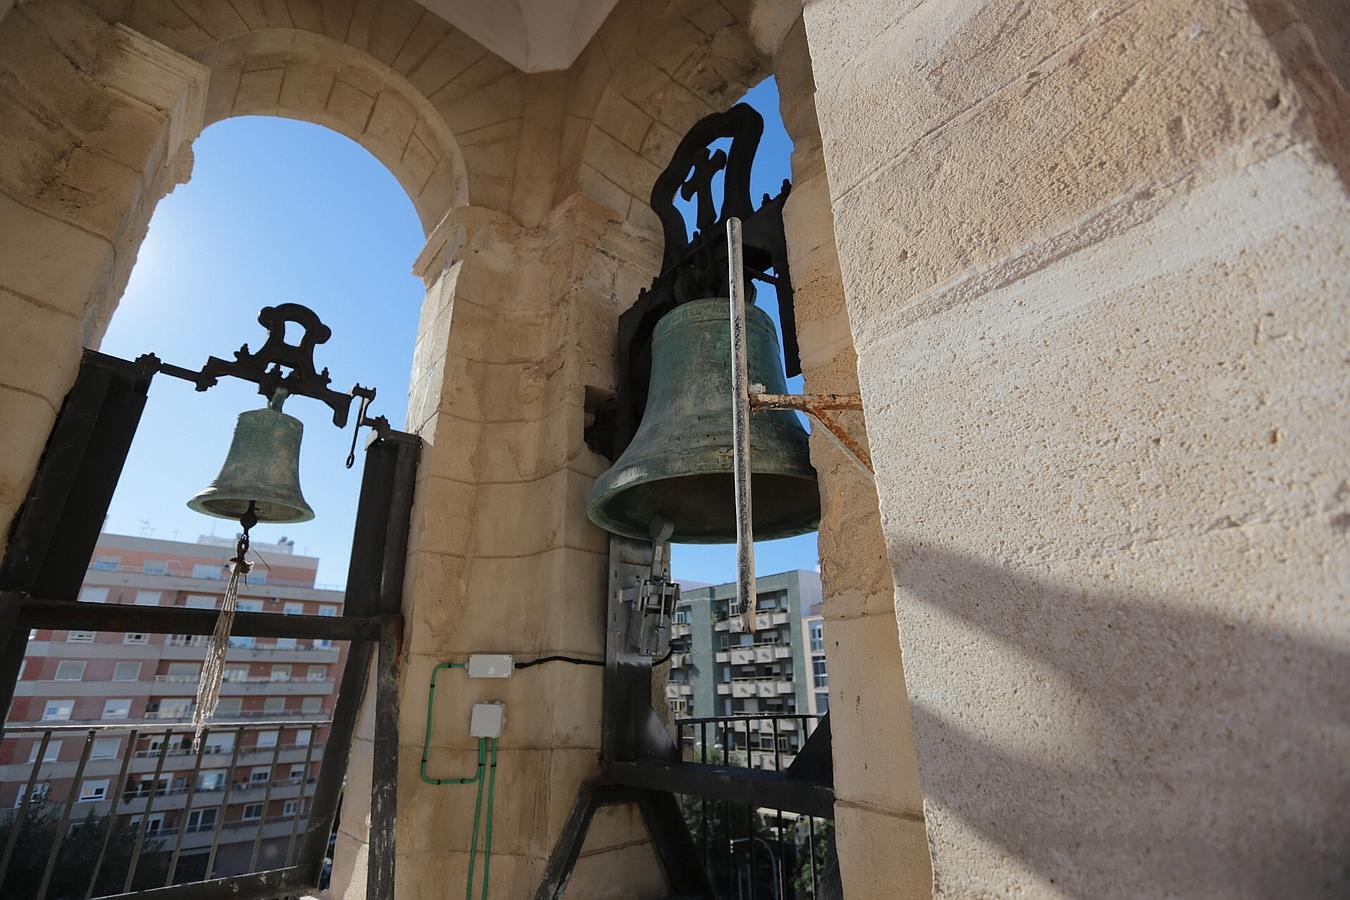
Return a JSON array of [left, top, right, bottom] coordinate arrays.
[[727, 216, 758, 636], [249, 733, 286, 870], [284, 724, 320, 866], [126, 728, 175, 892], [39, 729, 96, 898], [1, 729, 51, 887], [749, 391, 874, 479], [166, 727, 210, 885], [204, 731, 245, 878], [89, 727, 140, 898]]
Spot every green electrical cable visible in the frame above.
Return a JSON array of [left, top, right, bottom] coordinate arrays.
[[480, 737, 498, 900], [418, 662, 502, 899], [420, 663, 479, 785]]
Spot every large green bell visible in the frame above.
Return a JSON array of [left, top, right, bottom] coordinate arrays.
[[588, 297, 819, 543], [187, 400, 315, 524]]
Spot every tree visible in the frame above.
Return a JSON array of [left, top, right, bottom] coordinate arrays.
[[0, 804, 169, 899]]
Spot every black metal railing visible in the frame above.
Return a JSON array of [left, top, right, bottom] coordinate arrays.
[[0, 720, 330, 898], [674, 713, 833, 899]]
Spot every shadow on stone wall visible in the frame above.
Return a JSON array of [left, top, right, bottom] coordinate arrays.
[[892, 546, 1349, 897]]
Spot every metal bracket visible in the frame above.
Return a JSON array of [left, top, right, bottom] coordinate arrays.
[[140, 303, 377, 429]]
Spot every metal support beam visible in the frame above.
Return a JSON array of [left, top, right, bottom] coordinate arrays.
[[608, 760, 835, 819]]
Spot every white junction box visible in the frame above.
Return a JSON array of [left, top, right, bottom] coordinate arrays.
[[467, 654, 514, 678], [470, 702, 506, 738]]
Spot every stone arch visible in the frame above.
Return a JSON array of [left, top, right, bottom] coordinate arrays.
[[559, 0, 769, 232]]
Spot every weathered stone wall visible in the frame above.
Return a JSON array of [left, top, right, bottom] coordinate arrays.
[[800, 0, 1350, 895], [770, 17, 932, 900], [0, 0, 206, 538]]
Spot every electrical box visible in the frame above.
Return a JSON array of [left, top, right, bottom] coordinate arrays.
[[470, 702, 505, 738], [468, 654, 514, 678]]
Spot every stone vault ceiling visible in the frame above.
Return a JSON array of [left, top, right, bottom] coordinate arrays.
[[413, 0, 622, 72]]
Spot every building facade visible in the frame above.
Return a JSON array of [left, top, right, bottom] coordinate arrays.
[[0, 533, 346, 881], [668, 570, 825, 769]]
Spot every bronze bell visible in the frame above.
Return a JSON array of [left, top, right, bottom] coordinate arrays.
[[588, 297, 819, 543], [187, 395, 314, 524]]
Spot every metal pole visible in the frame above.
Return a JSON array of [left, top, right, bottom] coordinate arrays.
[[727, 217, 757, 635]]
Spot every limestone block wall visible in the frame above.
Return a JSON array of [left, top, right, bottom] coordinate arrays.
[[0, 0, 206, 538], [332, 195, 670, 900], [800, 0, 1350, 895], [772, 18, 932, 900]]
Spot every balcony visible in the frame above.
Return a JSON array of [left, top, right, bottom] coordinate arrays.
[[149, 675, 335, 696]]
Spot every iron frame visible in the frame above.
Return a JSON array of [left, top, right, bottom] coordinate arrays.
[[0, 344, 419, 900]]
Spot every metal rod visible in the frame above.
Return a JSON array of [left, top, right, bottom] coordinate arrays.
[[727, 216, 757, 635], [89, 727, 140, 898], [750, 392, 874, 479], [1, 729, 51, 887], [284, 725, 320, 866], [126, 728, 174, 892], [167, 727, 210, 885], [205, 730, 245, 878], [39, 728, 96, 899], [249, 732, 286, 871], [808, 815, 819, 897]]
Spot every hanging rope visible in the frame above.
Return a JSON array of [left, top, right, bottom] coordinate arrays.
[[192, 503, 256, 751]]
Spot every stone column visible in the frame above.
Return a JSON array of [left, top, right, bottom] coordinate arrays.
[[800, 0, 1349, 896], [773, 19, 933, 900], [332, 194, 672, 900], [0, 0, 206, 534]]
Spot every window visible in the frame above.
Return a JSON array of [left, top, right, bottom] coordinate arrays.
[[264, 697, 286, 714], [67, 630, 95, 642], [293, 729, 311, 746], [249, 767, 270, 785], [16, 783, 50, 807], [228, 636, 256, 649], [91, 738, 120, 760], [157, 699, 193, 719], [238, 600, 263, 613], [816, 693, 829, 714], [187, 808, 218, 832], [301, 697, 322, 714], [191, 564, 222, 580], [142, 560, 167, 575], [318, 605, 338, 617], [223, 665, 249, 683], [250, 571, 267, 585], [28, 740, 62, 763], [270, 665, 291, 682], [102, 699, 131, 719], [203, 733, 235, 755], [185, 595, 217, 609], [79, 779, 109, 802], [719, 635, 731, 650], [113, 661, 141, 681], [42, 700, 74, 721], [241, 804, 263, 821], [312, 639, 332, 650], [274, 637, 297, 650], [129, 813, 164, 833], [215, 698, 242, 717], [80, 587, 109, 604], [307, 666, 327, 681], [167, 662, 200, 680], [92, 555, 120, 570], [54, 660, 85, 681], [283, 799, 299, 816], [196, 771, 225, 792], [283, 602, 303, 616], [809, 620, 824, 653], [124, 633, 149, 644], [255, 730, 279, 749], [289, 764, 307, 781], [812, 658, 828, 689], [133, 590, 160, 606], [673, 608, 689, 624]]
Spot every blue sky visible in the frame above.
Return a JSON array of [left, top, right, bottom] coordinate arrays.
[[102, 77, 818, 587]]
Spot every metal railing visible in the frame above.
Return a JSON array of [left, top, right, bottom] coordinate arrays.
[[0, 720, 329, 897], [673, 713, 833, 898]]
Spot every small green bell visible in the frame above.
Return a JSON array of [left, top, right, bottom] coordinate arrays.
[[187, 394, 314, 524], [587, 297, 819, 543]]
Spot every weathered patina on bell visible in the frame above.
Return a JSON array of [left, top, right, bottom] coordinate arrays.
[[588, 297, 819, 542], [187, 393, 314, 523]]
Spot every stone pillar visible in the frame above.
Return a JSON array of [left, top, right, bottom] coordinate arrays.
[[0, 0, 205, 534], [332, 195, 671, 900], [773, 19, 933, 900], [800, 0, 1350, 896]]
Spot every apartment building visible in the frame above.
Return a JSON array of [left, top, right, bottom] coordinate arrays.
[[0, 533, 347, 881], [666, 570, 825, 770]]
